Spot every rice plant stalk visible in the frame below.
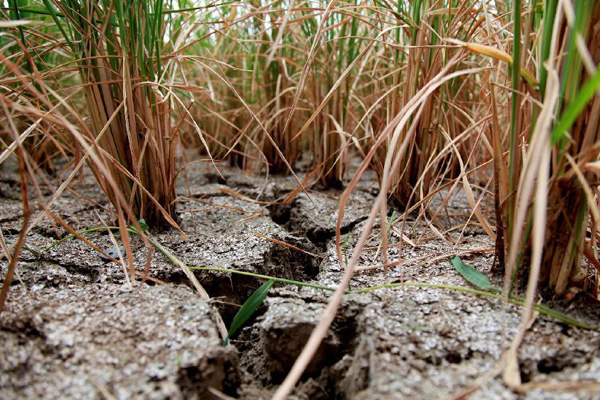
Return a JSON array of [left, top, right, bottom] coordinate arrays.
[[40, 0, 184, 228]]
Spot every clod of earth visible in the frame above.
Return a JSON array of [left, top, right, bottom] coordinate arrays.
[[0, 284, 238, 400]]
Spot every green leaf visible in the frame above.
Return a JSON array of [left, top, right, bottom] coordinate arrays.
[[40, 0, 74, 51], [386, 210, 397, 233], [551, 66, 600, 145], [224, 279, 274, 346], [450, 256, 499, 292], [137, 219, 149, 232], [126, 219, 149, 235]]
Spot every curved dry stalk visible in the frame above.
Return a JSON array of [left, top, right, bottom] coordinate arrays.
[[273, 61, 482, 400], [0, 101, 32, 313], [271, 188, 385, 400]]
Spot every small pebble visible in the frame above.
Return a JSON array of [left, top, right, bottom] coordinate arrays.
[[99, 245, 125, 262]]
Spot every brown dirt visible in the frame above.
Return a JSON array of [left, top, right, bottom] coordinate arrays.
[[1, 161, 599, 399]]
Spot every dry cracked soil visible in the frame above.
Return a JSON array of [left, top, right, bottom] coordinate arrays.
[[1, 160, 599, 400]]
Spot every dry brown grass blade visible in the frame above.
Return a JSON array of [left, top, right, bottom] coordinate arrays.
[[446, 39, 538, 87], [0, 123, 31, 314], [0, 88, 82, 165], [516, 381, 600, 393], [565, 154, 600, 227], [265, 0, 296, 67], [90, 378, 118, 400], [252, 232, 324, 259]]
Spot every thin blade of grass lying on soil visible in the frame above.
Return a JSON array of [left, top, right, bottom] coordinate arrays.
[[47, 226, 592, 330], [42, 220, 149, 252], [190, 267, 339, 293], [193, 265, 598, 331], [193, 265, 596, 331]]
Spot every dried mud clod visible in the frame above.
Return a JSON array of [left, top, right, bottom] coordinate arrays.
[[235, 293, 367, 399], [155, 193, 322, 326], [0, 284, 239, 400], [270, 190, 374, 251]]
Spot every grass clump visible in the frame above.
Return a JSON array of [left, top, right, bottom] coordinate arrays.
[[1, 0, 206, 228], [47, 0, 185, 228]]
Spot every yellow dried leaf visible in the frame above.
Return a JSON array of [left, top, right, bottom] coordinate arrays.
[[447, 39, 539, 87], [464, 42, 513, 64]]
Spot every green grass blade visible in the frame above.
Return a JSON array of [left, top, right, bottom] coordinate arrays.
[[9, 0, 26, 46], [40, 0, 74, 51], [224, 279, 275, 346], [43, 220, 148, 252], [539, 0, 558, 96], [508, 0, 523, 233], [551, 66, 600, 145], [450, 256, 499, 292], [190, 267, 338, 293]]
